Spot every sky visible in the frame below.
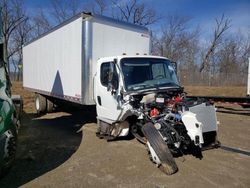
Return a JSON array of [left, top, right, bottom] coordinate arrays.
[[150, 0, 250, 36], [23, 0, 250, 40]]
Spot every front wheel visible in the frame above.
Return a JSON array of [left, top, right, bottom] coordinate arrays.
[[142, 122, 178, 175], [46, 99, 54, 113]]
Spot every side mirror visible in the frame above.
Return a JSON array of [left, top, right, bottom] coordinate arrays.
[[107, 62, 118, 93], [171, 61, 177, 73]]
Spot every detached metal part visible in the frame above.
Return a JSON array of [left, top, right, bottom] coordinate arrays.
[[181, 111, 204, 147], [189, 103, 218, 133]]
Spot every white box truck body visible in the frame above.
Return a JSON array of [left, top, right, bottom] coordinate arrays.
[[23, 13, 150, 105], [23, 13, 219, 175]]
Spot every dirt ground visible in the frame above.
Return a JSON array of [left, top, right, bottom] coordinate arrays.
[[0, 82, 249, 188]]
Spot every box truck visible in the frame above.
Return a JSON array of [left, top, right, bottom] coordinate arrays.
[[23, 13, 219, 175]]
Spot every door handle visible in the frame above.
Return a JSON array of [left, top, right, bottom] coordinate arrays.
[[97, 96, 102, 106]]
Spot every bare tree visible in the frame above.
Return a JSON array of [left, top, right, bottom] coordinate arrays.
[[31, 0, 159, 37], [11, 16, 32, 80], [199, 14, 231, 72], [239, 31, 250, 71], [32, 8, 52, 37], [218, 39, 238, 69], [151, 15, 201, 85], [50, 0, 82, 24], [0, 0, 27, 72], [230, 31, 250, 85], [157, 15, 200, 64], [209, 36, 244, 85], [111, 0, 158, 26], [92, 0, 108, 15], [31, 0, 86, 38], [159, 15, 190, 60]]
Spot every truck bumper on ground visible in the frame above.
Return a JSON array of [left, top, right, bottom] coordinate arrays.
[[182, 103, 219, 148]]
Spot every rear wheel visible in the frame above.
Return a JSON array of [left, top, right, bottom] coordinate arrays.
[[35, 94, 46, 114], [142, 122, 178, 175], [46, 99, 54, 113]]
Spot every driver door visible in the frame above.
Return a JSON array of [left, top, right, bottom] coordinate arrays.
[[94, 59, 121, 123]]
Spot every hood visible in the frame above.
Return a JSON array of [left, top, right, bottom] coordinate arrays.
[[124, 86, 184, 97]]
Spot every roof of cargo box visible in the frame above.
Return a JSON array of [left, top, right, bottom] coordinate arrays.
[[24, 12, 149, 47]]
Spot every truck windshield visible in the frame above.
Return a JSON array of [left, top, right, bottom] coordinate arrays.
[[121, 58, 180, 92]]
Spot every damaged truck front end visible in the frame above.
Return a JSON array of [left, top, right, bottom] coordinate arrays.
[[95, 56, 220, 175]]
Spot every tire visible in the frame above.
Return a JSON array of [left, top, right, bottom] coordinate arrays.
[[35, 94, 46, 114], [0, 128, 17, 177], [46, 99, 54, 113], [12, 95, 23, 121], [142, 122, 178, 175]]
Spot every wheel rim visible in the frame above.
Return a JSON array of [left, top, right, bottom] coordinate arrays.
[[35, 97, 40, 111]]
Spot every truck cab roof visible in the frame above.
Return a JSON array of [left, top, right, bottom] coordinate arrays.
[[98, 55, 169, 63]]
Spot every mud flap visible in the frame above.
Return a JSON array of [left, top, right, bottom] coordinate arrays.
[[142, 122, 178, 175]]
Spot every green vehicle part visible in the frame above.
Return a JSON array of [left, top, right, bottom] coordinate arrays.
[[0, 58, 19, 176], [0, 7, 21, 176]]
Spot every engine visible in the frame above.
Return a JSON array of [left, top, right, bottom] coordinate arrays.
[[130, 91, 217, 154]]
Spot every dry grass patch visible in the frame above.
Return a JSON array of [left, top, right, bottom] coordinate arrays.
[[184, 86, 247, 97]]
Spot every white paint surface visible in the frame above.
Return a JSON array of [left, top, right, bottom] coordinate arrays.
[[181, 111, 204, 146], [23, 17, 83, 100]]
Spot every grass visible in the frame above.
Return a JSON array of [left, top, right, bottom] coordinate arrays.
[[184, 85, 247, 97], [11, 81, 35, 113]]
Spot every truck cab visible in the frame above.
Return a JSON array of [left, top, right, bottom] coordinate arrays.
[[95, 55, 179, 124]]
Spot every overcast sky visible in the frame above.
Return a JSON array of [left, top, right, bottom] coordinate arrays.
[[24, 0, 250, 39]]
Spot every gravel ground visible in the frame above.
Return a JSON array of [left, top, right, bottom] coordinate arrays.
[[0, 105, 249, 187], [0, 83, 249, 188]]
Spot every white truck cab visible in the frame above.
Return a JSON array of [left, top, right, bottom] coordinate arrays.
[[94, 55, 178, 124]]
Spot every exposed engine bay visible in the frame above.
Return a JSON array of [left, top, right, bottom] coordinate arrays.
[[96, 88, 220, 175], [131, 89, 218, 147]]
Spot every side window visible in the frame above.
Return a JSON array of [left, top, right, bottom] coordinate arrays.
[[100, 62, 110, 87]]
